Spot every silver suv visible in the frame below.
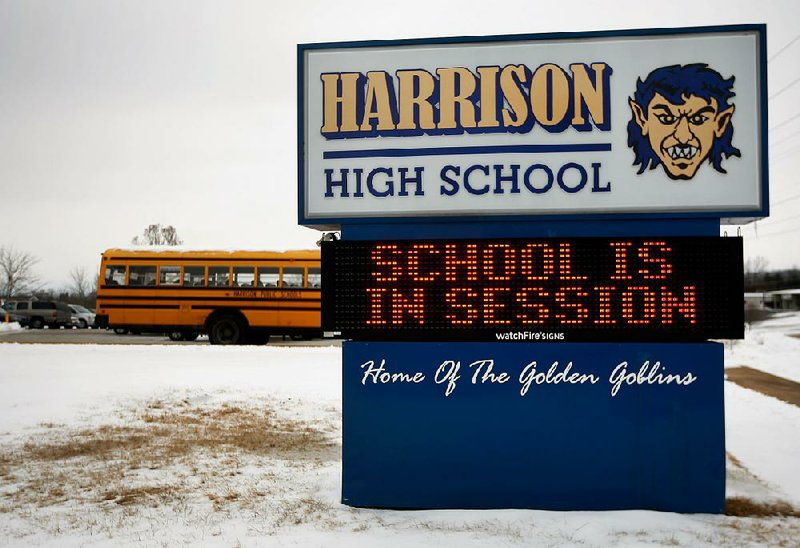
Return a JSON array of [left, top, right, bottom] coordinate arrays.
[[2, 299, 72, 329], [68, 304, 96, 329]]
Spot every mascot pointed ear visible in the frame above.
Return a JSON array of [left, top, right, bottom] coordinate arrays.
[[714, 105, 735, 138], [629, 98, 648, 135]]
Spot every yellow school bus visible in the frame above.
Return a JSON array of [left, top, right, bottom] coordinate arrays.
[[95, 248, 321, 344]]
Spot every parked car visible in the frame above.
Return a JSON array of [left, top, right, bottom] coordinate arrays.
[[0, 306, 31, 327], [1, 299, 72, 329], [68, 304, 96, 329]]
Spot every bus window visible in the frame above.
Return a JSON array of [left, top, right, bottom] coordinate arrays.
[[282, 267, 304, 288], [129, 265, 157, 286], [233, 266, 255, 287], [208, 266, 230, 287], [258, 267, 279, 287], [184, 266, 205, 287], [105, 265, 126, 286], [183, 266, 206, 287], [160, 266, 181, 286], [308, 267, 321, 288]]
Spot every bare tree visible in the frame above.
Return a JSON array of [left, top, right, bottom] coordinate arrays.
[[131, 224, 184, 246], [743, 256, 771, 292], [744, 256, 769, 276], [69, 266, 90, 298], [159, 225, 182, 246], [0, 245, 40, 299]]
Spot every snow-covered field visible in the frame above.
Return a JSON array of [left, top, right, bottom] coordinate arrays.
[[0, 315, 799, 546]]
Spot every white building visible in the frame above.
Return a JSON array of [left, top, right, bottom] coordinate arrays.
[[765, 289, 800, 310], [744, 292, 767, 310]]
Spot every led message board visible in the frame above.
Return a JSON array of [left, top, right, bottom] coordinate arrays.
[[321, 237, 743, 342]]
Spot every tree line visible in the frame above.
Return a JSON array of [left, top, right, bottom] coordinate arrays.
[[1, 224, 182, 307], [743, 256, 800, 292]]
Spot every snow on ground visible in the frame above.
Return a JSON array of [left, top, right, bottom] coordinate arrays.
[[725, 382, 800, 505], [0, 316, 798, 546], [0, 322, 22, 333], [726, 311, 800, 382], [722, 311, 800, 508], [0, 345, 340, 437]]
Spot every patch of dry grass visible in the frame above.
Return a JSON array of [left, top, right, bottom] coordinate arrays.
[[726, 453, 800, 518], [102, 485, 179, 506], [273, 496, 344, 530], [727, 452, 744, 468], [726, 497, 800, 518], [721, 518, 800, 547], [0, 399, 338, 516], [20, 401, 332, 467], [718, 455, 800, 546]]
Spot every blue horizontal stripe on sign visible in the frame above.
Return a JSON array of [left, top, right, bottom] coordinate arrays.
[[323, 143, 612, 159]]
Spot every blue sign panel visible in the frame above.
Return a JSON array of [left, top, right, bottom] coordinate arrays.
[[342, 341, 724, 512]]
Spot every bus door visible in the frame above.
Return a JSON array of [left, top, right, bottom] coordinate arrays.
[[157, 265, 182, 326], [125, 264, 158, 327], [279, 266, 306, 327]]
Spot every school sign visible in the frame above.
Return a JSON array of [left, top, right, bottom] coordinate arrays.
[[298, 25, 766, 512], [299, 25, 766, 227]]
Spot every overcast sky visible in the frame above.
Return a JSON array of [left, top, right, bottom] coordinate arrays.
[[2, 0, 799, 288]]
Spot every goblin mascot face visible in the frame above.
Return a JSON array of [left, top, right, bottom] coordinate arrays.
[[627, 64, 740, 180]]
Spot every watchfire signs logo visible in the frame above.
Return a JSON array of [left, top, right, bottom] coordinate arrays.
[[299, 26, 766, 226], [627, 64, 739, 180]]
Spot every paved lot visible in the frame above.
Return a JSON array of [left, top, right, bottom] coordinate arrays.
[[0, 327, 341, 347]]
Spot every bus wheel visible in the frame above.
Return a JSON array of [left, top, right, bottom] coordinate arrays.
[[209, 315, 244, 345]]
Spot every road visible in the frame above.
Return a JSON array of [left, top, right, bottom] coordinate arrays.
[[0, 327, 341, 347]]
